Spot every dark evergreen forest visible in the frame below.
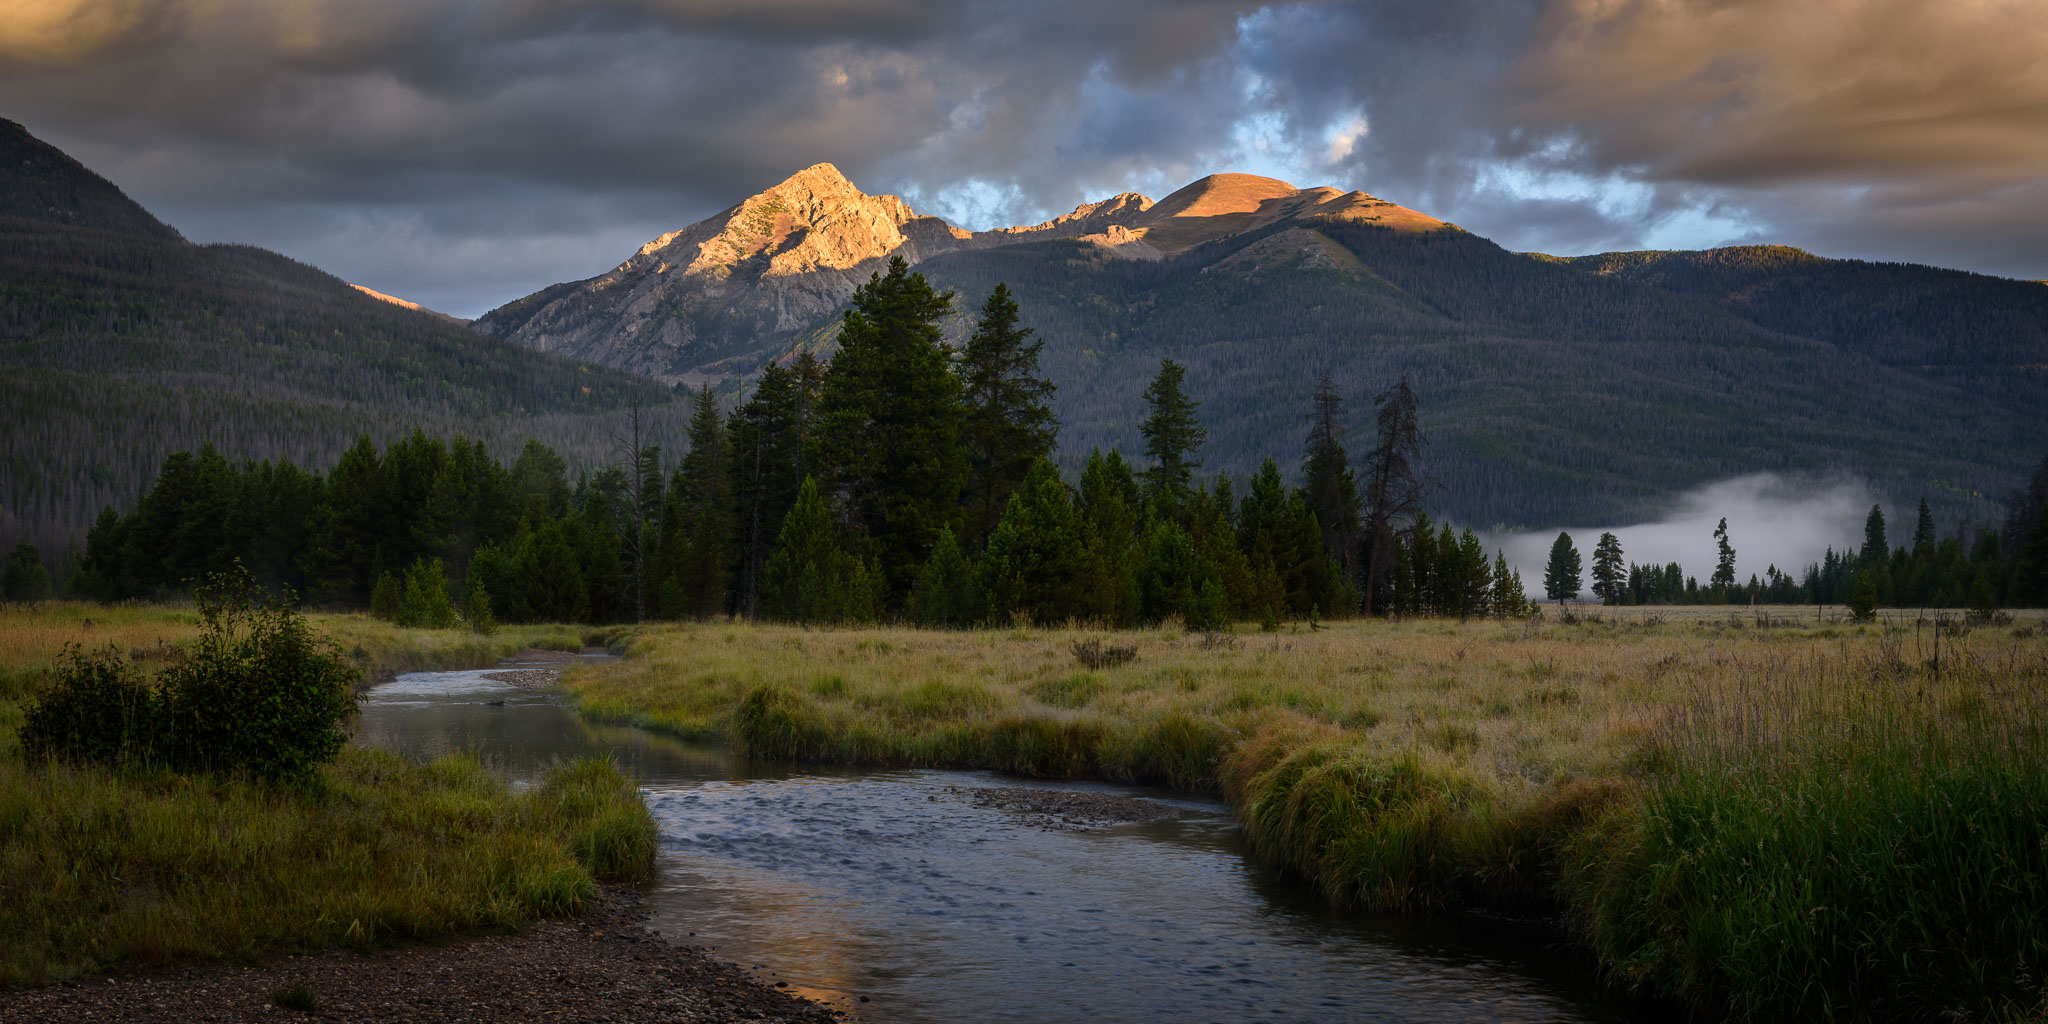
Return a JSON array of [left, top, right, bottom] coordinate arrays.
[[50, 261, 2048, 625]]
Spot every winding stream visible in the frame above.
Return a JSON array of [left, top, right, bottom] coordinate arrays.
[[358, 666, 1645, 1023]]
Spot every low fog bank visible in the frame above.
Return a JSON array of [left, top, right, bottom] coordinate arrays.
[[1483, 475, 1879, 599]]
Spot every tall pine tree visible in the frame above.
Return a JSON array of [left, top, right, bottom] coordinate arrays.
[[1302, 372, 1362, 592], [1544, 531, 1582, 605], [1139, 358, 1207, 517], [958, 283, 1058, 549], [1591, 531, 1625, 605], [666, 385, 733, 619], [815, 257, 965, 603]]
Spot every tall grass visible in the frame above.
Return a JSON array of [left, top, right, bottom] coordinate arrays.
[[0, 603, 651, 986], [0, 749, 655, 984], [566, 613, 2048, 1020], [0, 602, 585, 701], [1564, 648, 2048, 1020]]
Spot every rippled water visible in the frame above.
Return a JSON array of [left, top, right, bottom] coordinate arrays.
[[359, 668, 1644, 1023]]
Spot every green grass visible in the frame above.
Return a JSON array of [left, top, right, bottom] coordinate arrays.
[[0, 748, 654, 985], [0, 603, 655, 986], [566, 614, 2048, 1021]]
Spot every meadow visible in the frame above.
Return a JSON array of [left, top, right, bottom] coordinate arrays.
[[566, 607, 2048, 1021], [0, 602, 654, 985]]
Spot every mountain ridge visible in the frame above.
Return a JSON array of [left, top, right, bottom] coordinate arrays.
[[0, 119, 683, 557], [470, 165, 1448, 377]]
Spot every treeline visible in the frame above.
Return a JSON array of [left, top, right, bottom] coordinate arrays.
[[1535, 483, 2048, 613], [0, 209, 685, 560], [42, 258, 2048, 622], [49, 259, 1523, 626]]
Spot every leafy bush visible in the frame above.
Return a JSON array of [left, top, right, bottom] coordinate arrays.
[[152, 572, 361, 780], [20, 645, 157, 767]]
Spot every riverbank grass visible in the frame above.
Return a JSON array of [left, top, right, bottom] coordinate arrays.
[[0, 602, 654, 986], [566, 613, 2048, 1021]]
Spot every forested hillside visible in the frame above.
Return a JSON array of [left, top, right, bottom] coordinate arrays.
[[1548, 245, 2048, 383], [905, 219, 2047, 528], [0, 119, 685, 566]]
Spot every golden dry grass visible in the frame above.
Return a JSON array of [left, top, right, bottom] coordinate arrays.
[[568, 608, 2047, 797], [566, 609, 2048, 1020], [0, 602, 589, 702]]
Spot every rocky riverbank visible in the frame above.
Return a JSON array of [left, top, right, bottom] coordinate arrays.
[[0, 887, 845, 1023]]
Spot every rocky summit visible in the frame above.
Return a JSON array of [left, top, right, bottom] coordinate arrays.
[[470, 165, 1440, 379]]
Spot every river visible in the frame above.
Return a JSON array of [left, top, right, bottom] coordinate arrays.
[[357, 665, 1646, 1023]]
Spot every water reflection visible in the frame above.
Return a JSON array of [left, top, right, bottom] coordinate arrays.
[[359, 669, 1644, 1023]]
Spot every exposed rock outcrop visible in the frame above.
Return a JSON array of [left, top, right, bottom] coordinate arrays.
[[471, 165, 1441, 378]]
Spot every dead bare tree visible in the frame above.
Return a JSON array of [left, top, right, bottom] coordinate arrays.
[[1360, 373, 1429, 616]]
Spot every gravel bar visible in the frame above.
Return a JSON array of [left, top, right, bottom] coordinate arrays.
[[0, 887, 847, 1023], [953, 786, 1178, 831]]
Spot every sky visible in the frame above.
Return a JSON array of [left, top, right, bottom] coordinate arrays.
[[4, 0, 2045, 318]]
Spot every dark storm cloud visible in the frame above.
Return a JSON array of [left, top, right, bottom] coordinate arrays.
[[2, 0, 2042, 316]]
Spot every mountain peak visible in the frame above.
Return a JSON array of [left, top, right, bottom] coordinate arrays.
[[766, 161, 863, 199], [1149, 173, 1300, 221], [0, 118, 183, 242]]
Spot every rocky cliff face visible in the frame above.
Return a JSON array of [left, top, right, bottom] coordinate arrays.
[[471, 165, 1439, 379]]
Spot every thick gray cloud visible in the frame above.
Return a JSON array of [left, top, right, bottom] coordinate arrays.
[[4, 0, 2043, 317]]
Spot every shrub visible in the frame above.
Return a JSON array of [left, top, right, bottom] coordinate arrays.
[[1071, 638, 1137, 669], [271, 984, 319, 1013], [152, 570, 362, 781], [20, 644, 158, 766]]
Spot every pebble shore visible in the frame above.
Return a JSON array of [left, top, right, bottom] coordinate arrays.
[[0, 888, 846, 1023]]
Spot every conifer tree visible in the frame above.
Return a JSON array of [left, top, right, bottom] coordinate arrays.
[[1861, 505, 1889, 567], [976, 461, 1088, 625], [395, 557, 457, 628], [1302, 373, 1361, 585], [1237, 458, 1292, 622], [911, 527, 978, 628], [1591, 531, 1625, 605], [508, 439, 572, 523], [1544, 531, 1582, 605], [669, 384, 734, 619], [1711, 517, 1737, 597], [1139, 358, 1207, 516], [727, 364, 804, 617], [1454, 528, 1491, 619], [763, 477, 879, 624], [1077, 449, 1143, 625], [463, 575, 496, 636], [1490, 550, 1526, 618], [815, 256, 965, 602], [1137, 520, 1221, 629], [3, 543, 52, 602], [1913, 498, 1936, 554], [959, 283, 1057, 549]]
